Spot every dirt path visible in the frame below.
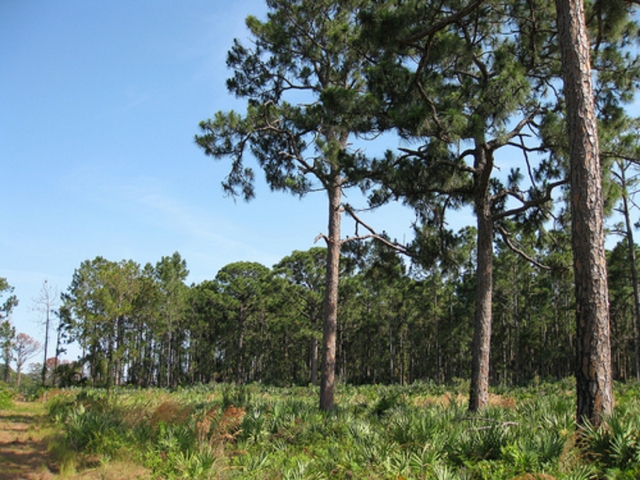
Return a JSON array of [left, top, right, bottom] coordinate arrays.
[[0, 402, 57, 480], [0, 401, 152, 480]]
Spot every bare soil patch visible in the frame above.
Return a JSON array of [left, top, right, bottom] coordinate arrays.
[[0, 402, 57, 480], [0, 402, 150, 480]]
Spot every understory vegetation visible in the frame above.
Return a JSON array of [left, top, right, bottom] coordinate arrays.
[[39, 380, 640, 479]]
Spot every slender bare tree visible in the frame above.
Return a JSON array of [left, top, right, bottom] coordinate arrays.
[[13, 333, 41, 386], [33, 280, 58, 386]]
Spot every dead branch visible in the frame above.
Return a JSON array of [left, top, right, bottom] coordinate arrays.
[[343, 204, 412, 256], [492, 178, 567, 221], [314, 233, 329, 244]]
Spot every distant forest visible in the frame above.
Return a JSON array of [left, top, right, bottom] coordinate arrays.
[[52, 234, 636, 389]]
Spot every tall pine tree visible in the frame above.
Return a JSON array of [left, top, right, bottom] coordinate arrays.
[[196, 0, 386, 409]]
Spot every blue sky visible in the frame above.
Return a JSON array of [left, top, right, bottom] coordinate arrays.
[[1, 1, 422, 361]]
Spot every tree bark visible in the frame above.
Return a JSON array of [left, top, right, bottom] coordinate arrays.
[[469, 146, 494, 412], [320, 175, 342, 411], [555, 0, 613, 427]]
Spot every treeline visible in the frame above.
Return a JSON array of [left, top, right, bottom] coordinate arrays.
[[57, 232, 639, 389]]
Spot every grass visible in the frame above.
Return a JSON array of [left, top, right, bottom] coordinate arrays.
[[24, 380, 640, 479]]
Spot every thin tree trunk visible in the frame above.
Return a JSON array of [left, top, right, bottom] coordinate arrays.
[[400, 328, 405, 385], [320, 177, 342, 411], [514, 269, 520, 385], [41, 307, 50, 386], [166, 317, 173, 388], [556, 0, 613, 427], [389, 317, 395, 383], [340, 322, 347, 382], [553, 285, 560, 379], [236, 307, 245, 385], [54, 315, 63, 387], [618, 164, 640, 380], [310, 335, 319, 385], [375, 305, 380, 383], [434, 280, 441, 384], [502, 312, 508, 385]]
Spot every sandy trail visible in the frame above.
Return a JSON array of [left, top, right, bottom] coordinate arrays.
[[0, 400, 152, 480], [0, 402, 57, 480]]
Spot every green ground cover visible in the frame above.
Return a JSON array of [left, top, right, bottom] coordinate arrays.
[[40, 380, 640, 479]]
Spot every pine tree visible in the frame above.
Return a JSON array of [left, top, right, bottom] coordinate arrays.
[[196, 0, 387, 409]]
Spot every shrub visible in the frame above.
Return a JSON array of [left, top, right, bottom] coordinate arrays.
[[39, 381, 640, 479], [0, 383, 14, 409]]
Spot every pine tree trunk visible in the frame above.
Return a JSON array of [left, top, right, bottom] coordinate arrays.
[[469, 146, 494, 412], [54, 317, 63, 387], [618, 165, 640, 381], [400, 328, 405, 385], [320, 177, 342, 411], [434, 281, 441, 384], [389, 318, 395, 382], [236, 307, 245, 385], [166, 314, 174, 388], [310, 335, 319, 386], [555, 0, 613, 427], [514, 269, 520, 386]]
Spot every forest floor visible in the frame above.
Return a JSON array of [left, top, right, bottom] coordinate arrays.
[[0, 401, 150, 480]]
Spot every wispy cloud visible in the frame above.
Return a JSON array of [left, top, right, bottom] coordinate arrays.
[[130, 187, 240, 246], [120, 86, 150, 111], [120, 181, 289, 278]]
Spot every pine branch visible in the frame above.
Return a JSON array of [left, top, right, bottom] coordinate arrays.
[[487, 115, 536, 151], [505, 141, 548, 154], [342, 204, 412, 256], [314, 233, 330, 245], [398, 147, 477, 174], [402, 0, 487, 45], [495, 224, 555, 271], [492, 178, 567, 220], [601, 151, 640, 165]]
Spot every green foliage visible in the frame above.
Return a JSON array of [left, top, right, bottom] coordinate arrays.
[[0, 283, 17, 381], [579, 410, 640, 476], [39, 382, 640, 478], [0, 277, 19, 322], [0, 382, 15, 409], [196, 0, 380, 201]]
